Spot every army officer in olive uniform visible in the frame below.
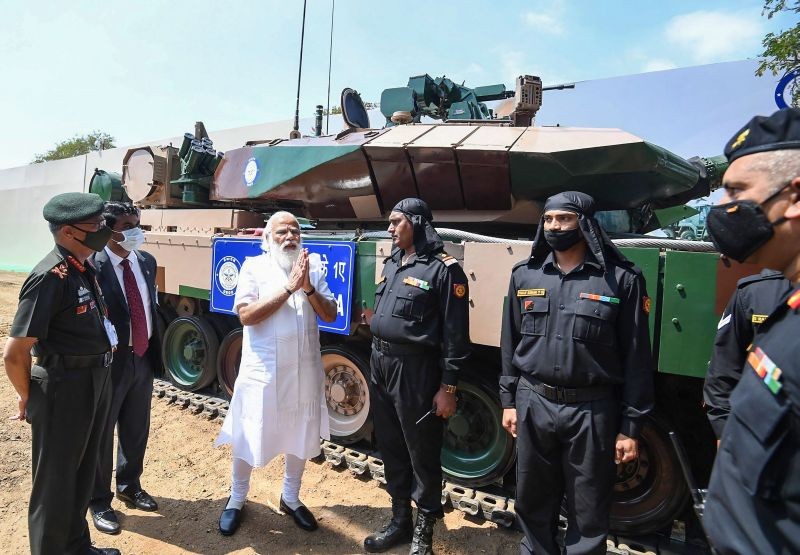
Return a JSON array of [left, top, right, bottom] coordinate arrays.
[[3, 192, 120, 555], [366, 198, 470, 555]]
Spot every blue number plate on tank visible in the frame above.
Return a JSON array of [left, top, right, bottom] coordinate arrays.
[[210, 237, 355, 335]]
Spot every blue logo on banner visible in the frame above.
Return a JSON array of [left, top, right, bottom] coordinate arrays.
[[210, 237, 356, 335]]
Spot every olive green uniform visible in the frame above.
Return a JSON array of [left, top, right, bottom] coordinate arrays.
[[11, 246, 114, 555]]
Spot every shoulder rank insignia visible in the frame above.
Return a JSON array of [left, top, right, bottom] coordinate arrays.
[[747, 346, 783, 394], [579, 292, 620, 304], [403, 276, 431, 291], [788, 289, 800, 310], [49, 262, 68, 280], [517, 289, 546, 297], [453, 283, 467, 298], [751, 314, 768, 325], [437, 252, 458, 267]]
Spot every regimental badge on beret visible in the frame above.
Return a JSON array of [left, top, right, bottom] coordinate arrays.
[[42, 192, 106, 225], [729, 129, 750, 151], [453, 283, 466, 298], [725, 107, 800, 163]]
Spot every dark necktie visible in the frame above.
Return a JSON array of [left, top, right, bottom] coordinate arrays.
[[121, 258, 149, 357]]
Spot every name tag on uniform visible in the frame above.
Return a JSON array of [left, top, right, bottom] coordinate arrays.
[[403, 276, 430, 290], [579, 292, 620, 304], [517, 288, 546, 297], [751, 314, 768, 324]]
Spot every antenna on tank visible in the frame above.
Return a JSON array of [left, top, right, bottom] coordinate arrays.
[[291, 0, 308, 140], [325, 0, 335, 134]]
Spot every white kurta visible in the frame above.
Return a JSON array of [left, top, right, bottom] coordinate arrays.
[[215, 252, 333, 467]]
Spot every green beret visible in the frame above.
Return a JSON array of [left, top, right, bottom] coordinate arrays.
[[42, 192, 106, 225]]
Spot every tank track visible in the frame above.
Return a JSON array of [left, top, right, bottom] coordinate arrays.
[[151, 378, 681, 555]]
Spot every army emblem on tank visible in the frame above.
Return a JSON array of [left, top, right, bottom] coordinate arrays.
[[216, 256, 240, 296], [243, 157, 259, 187]]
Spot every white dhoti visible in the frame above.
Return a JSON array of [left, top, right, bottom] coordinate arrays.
[[215, 253, 332, 471]]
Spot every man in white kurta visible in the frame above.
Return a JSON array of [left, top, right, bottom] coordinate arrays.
[[215, 211, 337, 535]]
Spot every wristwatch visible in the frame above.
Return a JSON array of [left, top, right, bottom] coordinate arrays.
[[441, 383, 457, 394], [304, 286, 316, 296]]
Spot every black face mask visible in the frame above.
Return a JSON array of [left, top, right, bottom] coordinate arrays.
[[706, 184, 790, 263], [544, 228, 583, 251], [70, 224, 113, 252]]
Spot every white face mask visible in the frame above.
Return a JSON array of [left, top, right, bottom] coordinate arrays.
[[114, 227, 145, 251]]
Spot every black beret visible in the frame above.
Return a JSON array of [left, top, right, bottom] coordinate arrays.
[[725, 107, 800, 163], [42, 192, 106, 224]]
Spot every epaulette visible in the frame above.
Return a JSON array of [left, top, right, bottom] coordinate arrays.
[[737, 269, 785, 289], [436, 252, 459, 267], [788, 288, 800, 311], [49, 261, 69, 280]]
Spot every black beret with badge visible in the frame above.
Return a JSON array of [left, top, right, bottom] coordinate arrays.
[[42, 192, 106, 224], [725, 107, 800, 163]]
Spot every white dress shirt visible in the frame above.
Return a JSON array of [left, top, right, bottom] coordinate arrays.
[[104, 246, 153, 344]]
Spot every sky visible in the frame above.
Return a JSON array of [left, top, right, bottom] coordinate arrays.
[[0, 0, 795, 170]]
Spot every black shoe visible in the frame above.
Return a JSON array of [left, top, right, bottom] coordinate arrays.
[[90, 506, 121, 535], [409, 512, 436, 555], [219, 498, 244, 536], [364, 498, 413, 553], [116, 489, 158, 512], [87, 547, 121, 555], [280, 497, 318, 531]]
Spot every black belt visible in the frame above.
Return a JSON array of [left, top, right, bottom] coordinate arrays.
[[521, 376, 613, 404], [372, 337, 435, 356], [37, 351, 113, 369]]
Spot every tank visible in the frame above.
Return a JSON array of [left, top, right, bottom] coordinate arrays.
[[120, 74, 744, 543]]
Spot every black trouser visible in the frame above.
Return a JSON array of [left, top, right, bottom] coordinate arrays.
[[369, 348, 444, 517], [27, 363, 112, 555], [515, 381, 619, 555], [92, 347, 154, 508]]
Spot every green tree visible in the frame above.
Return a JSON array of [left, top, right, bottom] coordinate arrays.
[[757, 0, 800, 106], [32, 131, 116, 163]]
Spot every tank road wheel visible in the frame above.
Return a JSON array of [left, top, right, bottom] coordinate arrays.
[[161, 316, 220, 391], [322, 346, 372, 445], [441, 377, 516, 488], [610, 417, 689, 534], [216, 328, 243, 400]]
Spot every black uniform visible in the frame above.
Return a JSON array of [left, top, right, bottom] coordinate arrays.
[[705, 286, 800, 553], [91, 248, 161, 509], [369, 244, 469, 516], [11, 246, 113, 555], [500, 192, 654, 555], [704, 270, 792, 439]]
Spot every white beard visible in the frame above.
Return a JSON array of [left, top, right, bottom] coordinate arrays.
[[268, 237, 301, 272]]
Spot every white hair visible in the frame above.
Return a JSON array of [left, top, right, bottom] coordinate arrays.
[[261, 211, 299, 252], [747, 150, 800, 189]]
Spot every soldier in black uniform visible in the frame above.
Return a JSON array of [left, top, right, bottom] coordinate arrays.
[[500, 191, 654, 555], [365, 198, 470, 555], [3, 192, 120, 555], [704, 269, 792, 441], [704, 107, 800, 553]]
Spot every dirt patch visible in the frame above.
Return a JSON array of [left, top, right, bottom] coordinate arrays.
[[0, 270, 520, 554]]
